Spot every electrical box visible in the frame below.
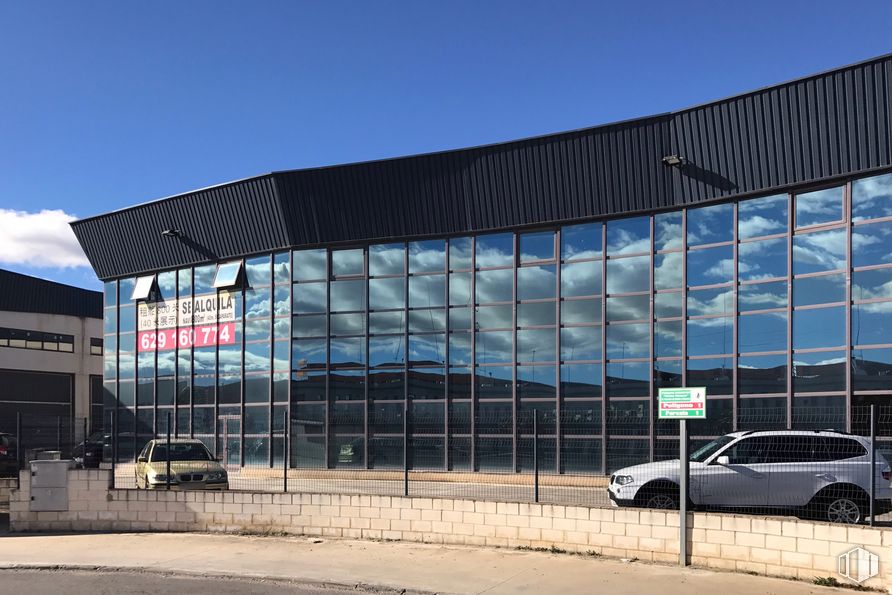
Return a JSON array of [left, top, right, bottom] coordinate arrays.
[[30, 460, 72, 512]]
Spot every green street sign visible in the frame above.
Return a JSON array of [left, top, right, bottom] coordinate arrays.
[[658, 387, 707, 419]]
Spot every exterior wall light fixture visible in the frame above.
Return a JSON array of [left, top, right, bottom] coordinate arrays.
[[662, 154, 685, 167], [160, 229, 181, 238]]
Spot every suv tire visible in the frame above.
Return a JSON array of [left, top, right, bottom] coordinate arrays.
[[812, 486, 868, 524], [635, 482, 679, 510]]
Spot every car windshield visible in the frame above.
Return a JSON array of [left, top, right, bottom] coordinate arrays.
[[690, 435, 735, 463], [150, 443, 213, 462]]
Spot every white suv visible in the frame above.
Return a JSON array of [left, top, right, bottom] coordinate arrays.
[[607, 430, 892, 524]]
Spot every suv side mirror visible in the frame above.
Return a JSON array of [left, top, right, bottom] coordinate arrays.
[[137, 456, 148, 463], [715, 455, 730, 466]]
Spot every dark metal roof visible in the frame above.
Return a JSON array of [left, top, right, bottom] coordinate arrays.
[[0, 269, 103, 319], [72, 53, 892, 280]]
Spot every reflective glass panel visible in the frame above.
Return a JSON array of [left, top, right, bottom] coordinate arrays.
[[518, 302, 556, 327], [475, 269, 513, 303], [292, 282, 326, 314], [606, 362, 649, 398], [292, 338, 326, 369], [607, 295, 649, 322], [853, 173, 892, 221], [687, 245, 733, 286], [409, 275, 445, 308], [370, 311, 405, 334], [449, 272, 472, 306], [561, 298, 600, 324], [560, 326, 601, 361], [293, 249, 327, 281], [519, 231, 554, 262], [448, 307, 471, 330], [687, 317, 732, 356], [688, 203, 733, 246], [654, 321, 682, 358], [330, 280, 365, 312], [408, 334, 446, 365], [292, 315, 325, 338], [853, 267, 892, 301], [607, 216, 650, 255], [795, 186, 844, 228], [739, 312, 787, 353], [606, 256, 649, 294], [409, 240, 445, 273], [517, 265, 556, 300], [853, 302, 892, 346], [369, 277, 405, 310], [330, 337, 366, 367], [475, 233, 513, 268], [517, 329, 556, 362], [561, 222, 602, 261], [332, 249, 364, 276], [739, 194, 788, 239], [516, 365, 556, 398], [369, 337, 405, 367], [475, 305, 512, 329], [792, 350, 846, 393], [329, 370, 365, 400], [687, 287, 733, 317], [686, 358, 732, 395], [654, 253, 683, 289], [654, 360, 682, 390], [475, 366, 513, 400], [561, 261, 601, 296], [330, 313, 364, 336], [245, 255, 271, 287], [606, 323, 649, 359], [793, 274, 845, 307], [654, 292, 682, 319], [654, 211, 683, 252], [853, 348, 892, 391], [475, 331, 512, 364], [448, 333, 472, 365], [853, 221, 892, 268], [273, 252, 290, 284], [738, 354, 787, 395], [369, 243, 404, 276], [408, 368, 446, 400], [408, 309, 445, 332], [793, 306, 845, 350], [449, 237, 473, 270], [560, 363, 602, 398], [793, 228, 846, 274], [738, 238, 787, 281], [738, 281, 787, 312]]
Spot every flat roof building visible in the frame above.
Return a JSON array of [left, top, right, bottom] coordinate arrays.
[[0, 269, 104, 438], [72, 53, 892, 473]]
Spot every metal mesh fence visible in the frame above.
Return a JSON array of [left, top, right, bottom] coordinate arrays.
[[12, 404, 892, 526]]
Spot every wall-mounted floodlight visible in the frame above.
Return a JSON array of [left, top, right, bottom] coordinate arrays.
[[160, 229, 181, 238], [662, 155, 685, 167]]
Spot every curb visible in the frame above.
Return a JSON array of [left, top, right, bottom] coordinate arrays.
[[0, 563, 439, 595]]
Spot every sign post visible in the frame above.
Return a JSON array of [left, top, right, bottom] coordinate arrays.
[[658, 387, 707, 567]]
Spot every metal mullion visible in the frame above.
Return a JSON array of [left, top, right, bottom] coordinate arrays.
[[738, 277, 788, 287], [794, 269, 848, 280], [648, 216, 655, 461], [470, 237, 477, 470], [852, 213, 892, 227], [213, 289, 220, 457], [681, 208, 688, 423], [443, 241, 450, 470], [403, 243, 412, 468], [512, 233, 519, 472], [554, 229, 562, 473], [600, 224, 608, 475], [846, 181, 854, 432], [738, 231, 789, 243], [324, 251, 332, 469], [786, 193, 794, 428], [240, 280, 246, 469], [364, 248, 370, 469], [732, 201, 739, 431], [687, 240, 735, 252]]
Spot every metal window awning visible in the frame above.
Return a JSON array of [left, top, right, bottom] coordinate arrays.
[[131, 275, 157, 300], [213, 260, 243, 288]]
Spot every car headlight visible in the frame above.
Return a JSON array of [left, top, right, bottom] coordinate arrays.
[[207, 471, 227, 481], [149, 473, 172, 483], [614, 475, 634, 486]]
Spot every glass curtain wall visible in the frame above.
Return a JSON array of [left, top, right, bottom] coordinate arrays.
[[104, 170, 892, 473]]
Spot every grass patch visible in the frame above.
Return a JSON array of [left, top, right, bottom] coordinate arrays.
[[813, 576, 880, 591], [515, 545, 600, 557]]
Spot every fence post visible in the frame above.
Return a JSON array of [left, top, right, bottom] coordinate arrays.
[[166, 411, 172, 491], [533, 409, 539, 503], [111, 410, 117, 489], [56, 415, 61, 453], [403, 402, 409, 497], [83, 417, 88, 446], [679, 418, 689, 567], [870, 404, 877, 527], [15, 412, 22, 490], [283, 409, 288, 493]]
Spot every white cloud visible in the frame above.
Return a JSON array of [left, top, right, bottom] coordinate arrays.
[[0, 208, 90, 268]]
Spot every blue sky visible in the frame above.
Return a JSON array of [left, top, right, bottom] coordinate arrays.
[[1, 1, 891, 290]]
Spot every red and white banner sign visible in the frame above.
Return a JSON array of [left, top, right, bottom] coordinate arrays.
[[138, 322, 236, 352], [136, 291, 237, 352]]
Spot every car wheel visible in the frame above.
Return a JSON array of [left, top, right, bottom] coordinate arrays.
[[824, 494, 865, 524], [644, 492, 678, 510]]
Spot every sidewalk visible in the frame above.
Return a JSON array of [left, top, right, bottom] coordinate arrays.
[[0, 530, 849, 594]]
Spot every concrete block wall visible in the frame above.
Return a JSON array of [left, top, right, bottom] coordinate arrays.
[[9, 469, 892, 590], [0, 477, 16, 508]]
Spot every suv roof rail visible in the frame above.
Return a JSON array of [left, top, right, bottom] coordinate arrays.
[[815, 429, 853, 435]]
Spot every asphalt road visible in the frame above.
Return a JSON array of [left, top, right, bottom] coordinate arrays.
[[0, 570, 405, 595]]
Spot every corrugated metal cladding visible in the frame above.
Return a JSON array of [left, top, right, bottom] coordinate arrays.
[[0, 269, 102, 319], [72, 54, 892, 280]]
